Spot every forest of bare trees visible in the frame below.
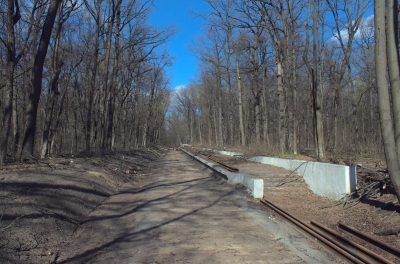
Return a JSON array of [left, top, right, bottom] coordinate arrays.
[[4, 1, 400, 260], [165, 0, 400, 200], [0, 0, 174, 165], [170, 0, 379, 160], [0, 0, 399, 176]]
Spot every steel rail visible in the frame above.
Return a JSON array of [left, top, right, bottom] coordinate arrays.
[[181, 149, 229, 180], [338, 222, 400, 258], [182, 148, 395, 263], [260, 199, 367, 263], [311, 221, 394, 264], [260, 198, 400, 264], [205, 155, 239, 172]]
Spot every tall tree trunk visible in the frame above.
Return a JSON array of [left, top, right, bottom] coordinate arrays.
[[254, 35, 261, 145], [375, 0, 400, 201], [106, 0, 122, 150], [84, 0, 102, 151], [143, 69, 160, 147], [198, 117, 203, 145], [21, 0, 61, 158], [277, 57, 286, 153], [48, 91, 66, 155], [41, 62, 62, 158], [333, 92, 339, 151], [41, 10, 65, 158], [292, 98, 298, 154], [12, 76, 18, 158], [262, 68, 269, 146], [1, 0, 20, 164], [213, 107, 218, 145], [327, 0, 366, 153], [292, 47, 298, 154], [236, 55, 246, 147], [255, 96, 261, 145], [262, 95, 269, 147], [313, 0, 324, 159], [190, 108, 194, 144], [302, 0, 324, 159], [217, 76, 224, 147], [208, 106, 212, 146], [100, 2, 115, 149], [387, 0, 400, 162]]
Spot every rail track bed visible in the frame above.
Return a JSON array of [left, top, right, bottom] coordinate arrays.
[[192, 149, 400, 264], [260, 199, 399, 264]]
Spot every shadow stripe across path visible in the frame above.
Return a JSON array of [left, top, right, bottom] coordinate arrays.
[[58, 150, 338, 264]]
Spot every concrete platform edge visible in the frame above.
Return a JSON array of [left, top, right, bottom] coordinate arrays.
[[198, 148, 356, 201], [181, 149, 264, 198]]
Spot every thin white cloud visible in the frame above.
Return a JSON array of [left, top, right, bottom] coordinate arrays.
[[174, 85, 186, 91], [332, 14, 374, 42]]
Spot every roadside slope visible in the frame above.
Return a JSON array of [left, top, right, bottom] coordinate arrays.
[[0, 149, 158, 264]]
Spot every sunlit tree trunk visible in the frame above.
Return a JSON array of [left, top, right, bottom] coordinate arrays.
[[236, 55, 246, 147], [277, 55, 286, 153], [375, 0, 400, 201], [387, 0, 400, 161], [292, 46, 298, 155], [106, 0, 122, 150], [261, 68, 269, 146], [303, 0, 324, 159]]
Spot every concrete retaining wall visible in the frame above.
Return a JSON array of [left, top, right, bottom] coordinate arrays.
[[192, 149, 357, 200], [182, 149, 264, 198], [248, 156, 356, 200], [196, 148, 356, 200], [199, 148, 244, 157]]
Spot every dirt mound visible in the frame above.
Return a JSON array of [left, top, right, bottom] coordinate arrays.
[[0, 148, 161, 264]]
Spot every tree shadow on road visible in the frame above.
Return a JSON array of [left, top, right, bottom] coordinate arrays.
[[57, 173, 242, 263]]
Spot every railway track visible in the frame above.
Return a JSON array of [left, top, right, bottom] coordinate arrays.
[[260, 199, 395, 264], [204, 155, 239, 172], [183, 148, 398, 264]]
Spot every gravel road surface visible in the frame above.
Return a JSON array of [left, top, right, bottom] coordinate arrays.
[[58, 150, 338, 263]]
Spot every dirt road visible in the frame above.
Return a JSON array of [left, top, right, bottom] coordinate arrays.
[[58, 150, 338, 263]]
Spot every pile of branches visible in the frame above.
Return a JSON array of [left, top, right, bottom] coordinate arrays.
[[339, 179, 390, 209], [320, 165, 392, 210]]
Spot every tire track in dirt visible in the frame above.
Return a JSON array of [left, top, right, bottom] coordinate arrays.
[[58, 150, 339, 264]]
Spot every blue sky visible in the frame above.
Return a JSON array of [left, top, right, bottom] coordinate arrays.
[[148, 1, 374, 91], [149, 0, 210, 90]]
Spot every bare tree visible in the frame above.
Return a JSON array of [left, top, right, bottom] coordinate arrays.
[[0, 0, 21, 164], [205, 0, 243, 146], [303, 0, 325, 159], [21, 0, 62, 158], [243, 0, 300, 153], [235, 48, 246, 147], [41, 0, 78, 158], [142, 53, 172, 147], [0, 0, 172, 161], [386, 0, 400, 161], [326, 0, 370, 152], [374, 0, 400, 201]]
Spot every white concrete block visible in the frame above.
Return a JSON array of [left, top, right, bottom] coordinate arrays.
[[249, 156, 356, 200], [248, 178, 264, 198], [182, 149, 263, 199], [191, 148, 357, 200], [224, 171, 263, 198], [349, 165, 357, 193], [217, 150, 244, 156]]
